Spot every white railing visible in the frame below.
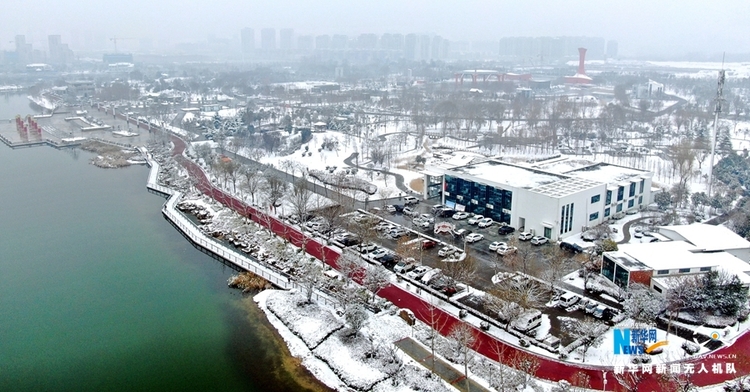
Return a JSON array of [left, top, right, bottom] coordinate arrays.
[[162, 191, 295, 290], [142, 149, 175, 196]]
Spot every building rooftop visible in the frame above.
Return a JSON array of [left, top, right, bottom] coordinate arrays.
[[618, 241, 704, 271], [565, 163, 649, 184], [531, 158, 600, 174], [449, 160, 565, 190], [659, 224, 750, 252], [530, 177, 603, 198]]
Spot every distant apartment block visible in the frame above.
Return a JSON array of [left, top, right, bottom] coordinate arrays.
[[241, 28, 255, 53]]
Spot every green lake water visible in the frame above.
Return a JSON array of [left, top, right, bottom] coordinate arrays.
[[0, 94, 326, 392]]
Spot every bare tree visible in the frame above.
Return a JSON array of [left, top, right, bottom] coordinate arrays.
[[262, 173, 288, 214], [623, 283, 663, 325], [299, 258, 322, 304], [541, 246, 575, 291], [362, 264, 390, 302], [510, 351, 541, 390], [287, 177, 313, 225], [564, 317, 606, 362], [242, 167, 263, 204], [442, 252, 477, 286], [448, 322, 478, 392], [485, 294, 524, 329], [612, 367, 645, 392], [504, 238, 536, 275], [344, 304, 368, 336], [492, 274, 549, 310], [418, 296, 449, 375]]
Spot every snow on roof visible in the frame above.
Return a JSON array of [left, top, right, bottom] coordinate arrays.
[[658, 224, 750, 252], [565, 163, 648, 184], [448, 160, 565, 190], [618, 241, 700, 270], [531, 158, 598, 174], [530, 177, 602, 198]]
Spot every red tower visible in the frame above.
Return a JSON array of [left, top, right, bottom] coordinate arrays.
[[577, 48, 587, 75]]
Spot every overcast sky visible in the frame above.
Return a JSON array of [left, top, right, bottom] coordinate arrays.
[[3, 0, 747, 57]]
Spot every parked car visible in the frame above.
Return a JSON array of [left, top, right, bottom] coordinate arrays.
[[512, 309, 543, 333], [380, 253, 400, 268], [403, 196, 419, 205], [438, 246, 458, 257], [477, 218, 494, 228], [518, 231, 534, 241], [386, 205, 397, 213], [451, 228, 470, 238], [419, 214, 435, 223], [389, 227, 409, 238], [403, 206, 418, 217], [394, 260, 416, 274], [559, 292, 580, 308], [406, 266, 431, 280], [357, 242, 377, 253], [412, 218, 431, 229], [497, 225, 516, 235], [431, 204, 446, 214], [452, 211, 470, 220], [375, 221, 394, 231], [560, 241, 584, 253], [489, 241, 507, 251], [531, 236, 549, 245], [436, 208, 455, 218], [421, 239, 437, 250], [369, 248, 389, 261], [466, 233, 484, 243], [467, 215, 485, 225], [496, 244, 517, 256]]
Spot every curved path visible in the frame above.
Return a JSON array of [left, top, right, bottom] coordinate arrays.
[[96, 105, 750, 391], [342, 152, 412, 195]]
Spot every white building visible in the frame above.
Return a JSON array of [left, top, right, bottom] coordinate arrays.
[[601, 224, 750, 295], [423, 156, 653, 241]]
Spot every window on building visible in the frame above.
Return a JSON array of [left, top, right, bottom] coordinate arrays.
[[629, 183, 636, 197], [640, 179, 645, 193], [639, 196, 643, 205], [679, 268, 691, 273], [589, 212, 599, 221], [606, 190, 612, 205], [657, 270, 669, 275], [700, 267, 711, 272], [604, 207, 611, 217], [616, 203, 623, 212], [628, 199, 635, 208], [617, 186, 624, 201], [653, 286, 662, 293], [591, 194, 600, 204]]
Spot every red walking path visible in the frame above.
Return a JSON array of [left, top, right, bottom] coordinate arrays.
[[97, 101, 748, 392]]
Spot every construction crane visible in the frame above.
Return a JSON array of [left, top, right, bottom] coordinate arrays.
[[109, 37, 137, 53]]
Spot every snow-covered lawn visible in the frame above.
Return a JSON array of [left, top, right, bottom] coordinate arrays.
[[265, 289, 344, 348]]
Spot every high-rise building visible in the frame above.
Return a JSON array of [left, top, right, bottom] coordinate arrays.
[[279, 29, 293, 50], [297, 35, 314, 51], [15, 35, 32, 64], [261, 28, 276, 51], [404, 34, 417, 60], [331, 35, 348, 49], [607, 40, 618, 59], [315, 35, 330, 50], [48, 34, 73, 64], [241, 28, 254, 53], [357, 33, 377, 50], [380, 33, 403, 52]]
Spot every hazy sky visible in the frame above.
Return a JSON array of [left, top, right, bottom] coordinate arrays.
[[3, 0, 748, 57]]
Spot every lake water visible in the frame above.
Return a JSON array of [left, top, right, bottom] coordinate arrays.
[[0, 94, 327, 392]]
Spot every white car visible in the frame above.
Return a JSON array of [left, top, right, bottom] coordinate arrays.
[[406, 266, 431, 280], [477, 218, 494, 228], [452, 211, 470, 220], [518, 231, 534, 241], [466, 233, 484, 243], [489, 241, 507, 251], [403, 196, 419, 205], [467, 215, 485, 225], [438, 246, 458, 257], [369, 248, 389, 260], [419, 214, 435, 223], [531, 236, 549, 245], [412, 218, 431, 229], [496, 244, 518, 256]]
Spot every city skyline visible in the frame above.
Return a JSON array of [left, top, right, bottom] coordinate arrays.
[[1, 0, 748, 58]]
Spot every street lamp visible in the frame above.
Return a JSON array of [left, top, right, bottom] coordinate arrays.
[[602, 371, 608, 391]]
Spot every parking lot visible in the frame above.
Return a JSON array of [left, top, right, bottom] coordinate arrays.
[[362, 200, 560, 291]]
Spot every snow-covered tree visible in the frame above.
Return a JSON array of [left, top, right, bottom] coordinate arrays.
[[344, 304, 368, 336], [448, 322, 477, 392], [623, 283, 663, 324], [564, 317, 606, 363]]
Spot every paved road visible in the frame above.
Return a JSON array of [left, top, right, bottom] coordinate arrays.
[[394, 337, 490, 392], [165, 131, 750, 391]]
